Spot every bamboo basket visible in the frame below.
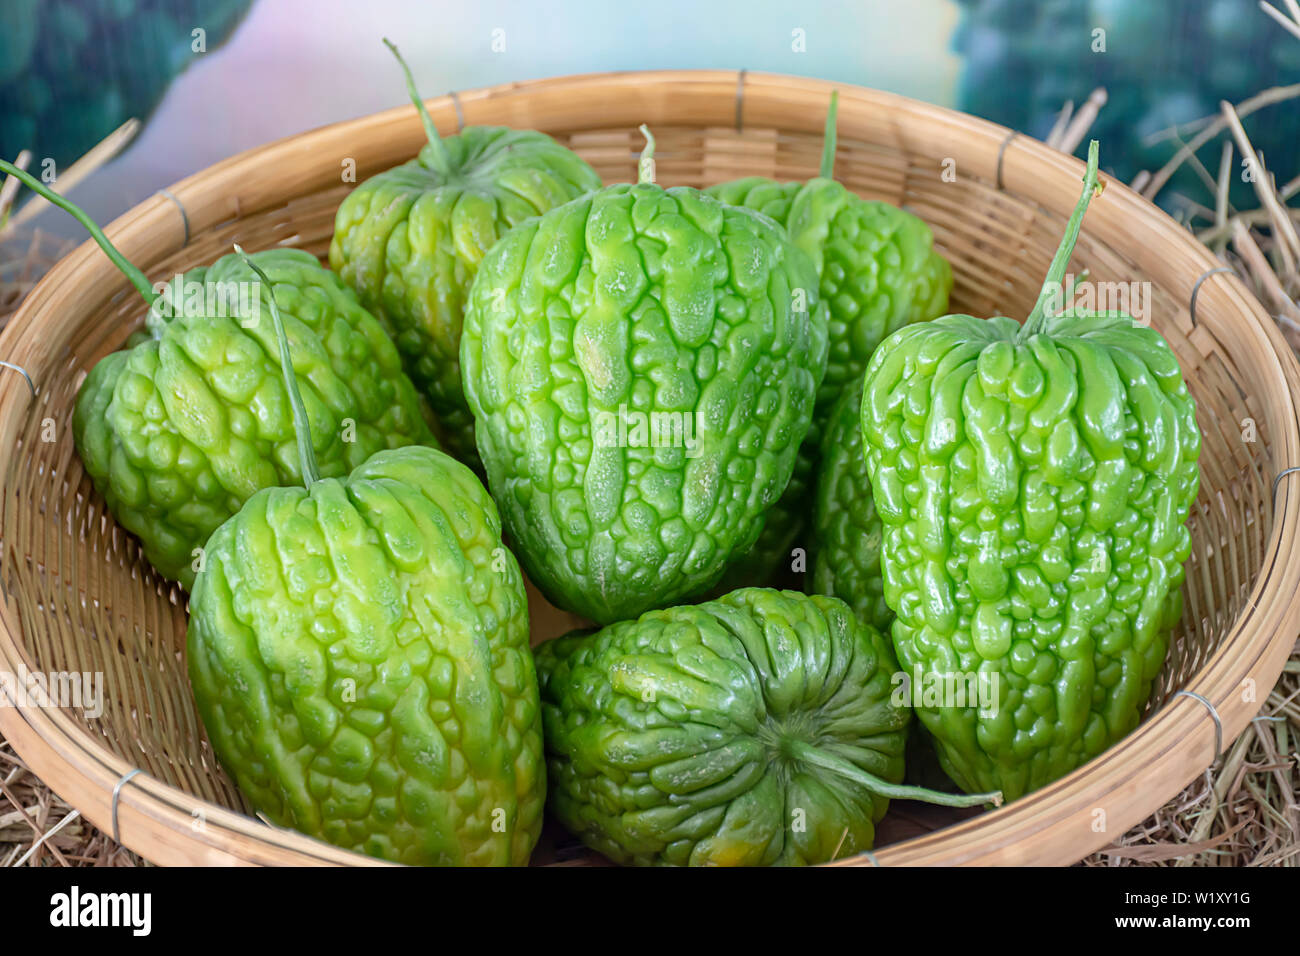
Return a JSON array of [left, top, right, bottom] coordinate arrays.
[[1, 71, 1298, 867]]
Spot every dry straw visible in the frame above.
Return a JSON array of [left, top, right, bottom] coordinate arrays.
[[0, 71, 1299, 866], [1076, 3, 1300, 866]]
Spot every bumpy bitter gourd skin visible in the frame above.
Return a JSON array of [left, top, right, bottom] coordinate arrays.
[[188, 445, 544, 866], [811, 373, 890, 632], [788, 179, 953, 407], [705, 167, 950, 586], [709, 445, 815, 593], [700, 181, 815, 590], [706, 175, 952, 410], [705, 178, 801, 228], [461, 178, 828, 624], [73, 249, 435, 589], [858, 147, 1200, 800], [701, 180, 811, 592], [330, 125, 602, 463], [534, 588, 908, 866]]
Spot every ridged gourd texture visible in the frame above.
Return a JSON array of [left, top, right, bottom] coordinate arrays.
[[534, 588, 908, 866], [187, 445, 543, 866], [704, 178, 801, 226], [329, 127, 603, 463], [72, 248, 434, 589], [705, 175, 951, 586], [811, 373, 890, 632], [709, 448, 816, 592], [461, 182, 828, 624], [708, 175, 953, 411], [860, 311, 1200, 800]]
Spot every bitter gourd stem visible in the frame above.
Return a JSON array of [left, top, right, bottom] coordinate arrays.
[[787, 740, 1004, 809], [0, 158, 157, 304], [383, 38, 453, 178], [819, 90, 839, 180], [637, 125, 656, 185], [232, 245, 321, 489], [1020, 139, 1102, 341]]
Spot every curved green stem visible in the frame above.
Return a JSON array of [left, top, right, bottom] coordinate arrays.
[[1020, 139, 1102, 341], [819, 90, 839, 180], [383, 38, 453, 177], [787, 740, 1003, 809], [232, 245, 320, 489], [0, 158, 157, 304], [637, 125, 656, 185]]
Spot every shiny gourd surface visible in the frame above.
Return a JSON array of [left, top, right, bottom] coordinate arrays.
[[811, 373, 891, 632], [706, 94, 951, 587], [75, 248, 435, 589], [187, 260, 542, 866], [462, 132, 828, 624], [330, 42, 602, 465], [859, 143, 1200, 800], [189, 444, 544, 866], [534, 588, 910, 866]]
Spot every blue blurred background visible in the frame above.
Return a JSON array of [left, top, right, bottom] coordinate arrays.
[[2, 0, 1297, 232]]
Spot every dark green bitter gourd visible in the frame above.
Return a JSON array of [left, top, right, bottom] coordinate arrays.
[[535, 588, 1000, 866], [860, 142, 1200, 801]]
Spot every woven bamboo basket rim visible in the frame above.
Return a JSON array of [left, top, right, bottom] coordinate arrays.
[[1, 69, 1298, 867]]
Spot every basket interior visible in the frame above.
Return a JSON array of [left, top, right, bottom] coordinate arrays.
[[0, 121, 1278, 861]]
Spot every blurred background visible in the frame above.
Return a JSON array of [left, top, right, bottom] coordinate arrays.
[[2, 0, 1298, 234]]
